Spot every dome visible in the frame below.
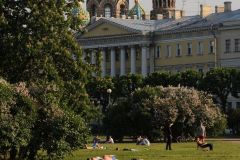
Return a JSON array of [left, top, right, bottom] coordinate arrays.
[[128, 0, 146, 20], [72, 1, 90, 24]]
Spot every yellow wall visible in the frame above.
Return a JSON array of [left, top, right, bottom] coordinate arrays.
[[83, 23, 131, 38], [154, 38, 215, 68]]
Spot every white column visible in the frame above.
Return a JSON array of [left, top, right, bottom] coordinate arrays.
[[120, 47, 126, 76], [91, 50, 96, 65], [82, 49, 86, 63], [101, 49, 106, 77], [130, 46, 136, 74], [91, 50, 96, 76], [141, 45, 148, 76], [149, 46, 155, 73], [110, 47, 116, 77]]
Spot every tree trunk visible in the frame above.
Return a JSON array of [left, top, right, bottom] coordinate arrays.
[[9, 147, 17, 160]]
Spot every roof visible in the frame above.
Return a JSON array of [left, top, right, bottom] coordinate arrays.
[[83, 9, 240, 35]]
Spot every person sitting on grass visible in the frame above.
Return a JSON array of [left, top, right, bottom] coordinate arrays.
[[196, 137, 213, 151], [93, 135, 101, 149], [139, 136, 150, 146], [136, 136, 143, 145], [105, 136, 114, 144]]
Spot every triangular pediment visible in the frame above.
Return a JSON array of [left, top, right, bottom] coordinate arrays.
[[81, 19, 140, 38]]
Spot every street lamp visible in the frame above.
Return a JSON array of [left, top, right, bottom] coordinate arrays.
[[106, 88, 112, 108]]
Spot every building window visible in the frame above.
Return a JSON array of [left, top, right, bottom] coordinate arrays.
[[125, 52, 129, 60], [197, 42, 204, 55], [209, 41, 215, 53], [106, 52, 110, 62], [187, 43, 192, 55], [235, 39, 240, 52], [225, 39, 231, 53], [90, 5, 97, 17], [120, 4, 126, 16], [236, 102, 240, 109], [116, 52, 119, 62], [104, 4, 112, 18], [156, 46, 160, 58], [176, 44, 181, 56], [227, 102, 232, 111], [166, 45, 171, 58], [198, 68, 203, 73]]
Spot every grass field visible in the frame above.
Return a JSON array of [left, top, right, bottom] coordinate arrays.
[[65, 141, 240, 160]]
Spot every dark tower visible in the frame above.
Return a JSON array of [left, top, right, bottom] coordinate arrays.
[[86, 0, 129, 19], [151, 0, 176, 19]]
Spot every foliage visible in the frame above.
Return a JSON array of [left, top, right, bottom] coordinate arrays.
[[202, 68, 234, 113], [112, 74, 143, 99], [227, 108, 240, 135], [144, 71, 172, 87], [179, 70, 203, 89], [105, 86, 224, 140], [0, 0, 96, 159], [0, 79, 36, 159]]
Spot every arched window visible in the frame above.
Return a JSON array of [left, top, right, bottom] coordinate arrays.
[[91, 4, 96, 17], [120, 5, 125, 16], [104, 4, 112, 18], [168, 0, 171, 7]]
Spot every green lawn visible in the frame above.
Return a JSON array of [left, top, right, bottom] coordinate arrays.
[[65, 141, 240, 160]]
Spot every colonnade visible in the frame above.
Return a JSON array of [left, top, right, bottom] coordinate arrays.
[[83, 45, 151, 77]]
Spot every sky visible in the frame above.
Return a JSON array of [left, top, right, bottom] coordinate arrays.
[[84, 0, 240, 16]]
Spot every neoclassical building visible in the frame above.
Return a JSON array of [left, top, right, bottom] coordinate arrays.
[[78, 1, 240, 77]]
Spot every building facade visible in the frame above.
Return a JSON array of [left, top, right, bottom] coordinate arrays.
[[86, 0, 129, 18], [78, 2, 240, 78]]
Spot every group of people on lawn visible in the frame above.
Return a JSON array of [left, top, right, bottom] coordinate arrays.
[[87, 122, 213, 159]]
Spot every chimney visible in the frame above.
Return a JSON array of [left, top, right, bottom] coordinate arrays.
[[156, 14, 163, 20], [121, 15, 126, 19], [173, 10, 183, 20], [224, 1, 232, 12], [200, 4, 213, 18], [181, 10, 185, 17], [144, 14, 150, 20], [215, 5, 224, 13]]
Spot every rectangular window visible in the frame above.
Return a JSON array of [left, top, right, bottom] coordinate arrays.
[[187, 43, 192, 55], [106, 52, 110, 62], [237, 102, 240, 109], [209, 41, 215, 53], [225, 39, 231, 53], [227, 102, 232, 111], [198, 68, 203, 73], [166, 45, 171, 58], [235, 39, 240, 52], [198, 42, 204, 55], [125, 52, 129, 60], [176, 44, 181, 56], [116, 52, 119, 62], [156, 46, 160, 58]]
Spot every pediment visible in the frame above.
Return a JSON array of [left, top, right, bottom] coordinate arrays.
[[81, 19, 139, 38]]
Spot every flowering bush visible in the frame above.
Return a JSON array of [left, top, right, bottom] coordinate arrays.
[[0, 78, 36, 159], [105, 85, 226, 140]]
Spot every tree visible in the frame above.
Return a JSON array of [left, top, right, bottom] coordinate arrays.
[[0, 0, 96, 159], [112, 74, 143, 99], [0, 79, 36, 159], [105, 86, 225, 140], [144, 71, 171, 87], [202, 68, 234, 113], [179, 70, 203, 89]]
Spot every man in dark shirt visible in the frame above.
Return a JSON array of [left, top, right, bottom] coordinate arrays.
[[164, 123, 173, 150]]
